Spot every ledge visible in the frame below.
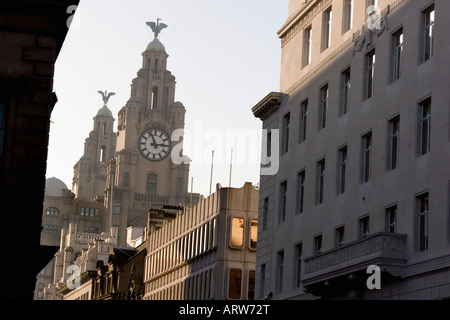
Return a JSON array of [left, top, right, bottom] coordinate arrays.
[[303, 233, 407, 288], [251, 91, 283, 121]]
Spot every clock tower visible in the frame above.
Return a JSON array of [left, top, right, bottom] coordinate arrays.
[[105, 21, 192, 245]]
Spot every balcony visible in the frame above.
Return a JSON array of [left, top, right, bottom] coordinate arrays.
[[302, 233, 407, 295]]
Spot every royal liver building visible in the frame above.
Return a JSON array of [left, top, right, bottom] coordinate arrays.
[[36, 20, 197, 299]]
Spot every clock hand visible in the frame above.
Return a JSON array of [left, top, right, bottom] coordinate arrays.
[[148, 129, 157, 147]]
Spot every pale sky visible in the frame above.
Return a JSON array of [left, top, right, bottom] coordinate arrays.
[[47, 0, 288, 197]]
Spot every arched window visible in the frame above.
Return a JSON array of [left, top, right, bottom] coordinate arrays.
[[46, 207, 59, 217], [146, 173, 157, 197]]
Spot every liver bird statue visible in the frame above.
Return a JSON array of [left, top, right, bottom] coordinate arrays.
[[98, 90, 115, 106], [146, 18, 167, 39]]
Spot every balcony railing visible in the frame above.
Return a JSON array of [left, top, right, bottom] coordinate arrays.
[[303, 232, 407, 287], [134, 193, 169, 205]]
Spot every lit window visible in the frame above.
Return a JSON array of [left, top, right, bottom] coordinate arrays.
[[230, 217, 244, 248], [249, 219, 258, 250], [423, 5, 435, 62]]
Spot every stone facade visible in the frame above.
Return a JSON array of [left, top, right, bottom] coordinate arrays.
[[253, 0, 450, 300]]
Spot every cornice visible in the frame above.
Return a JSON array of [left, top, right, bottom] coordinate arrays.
[[278, 0, 332, 48], [251, 92, 283, 121]]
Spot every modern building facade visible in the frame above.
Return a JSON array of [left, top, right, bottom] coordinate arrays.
[[253, 0, 450, 300], [143, 182, 259, 300]]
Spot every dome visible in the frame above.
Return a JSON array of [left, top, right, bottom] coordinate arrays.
[[45, 177, 68, 198], [147, 38, 166, 53], [172, 101, 184, 108], [96, 105, 113, 118]]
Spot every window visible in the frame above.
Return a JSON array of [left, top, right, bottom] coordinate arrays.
[[319, 85, 328, 130], [423, 5, 435, 62], [366, 50, 376, 99], [100, 145, 106, 162], [417, 193, 429, 252], [322, 7, 332, 51], [299, 99, 308, 143], [248, 270, 255, 300], [146, 173, 158, 197], [80, 207, 85, 216], [114, 203, 121, 215], [343, 0, 353, 33], [303, 26, 312, 67], [262, 197, 268, 231], [249, 219, 258, 250], [176, 177, 183, 194], [46, 207, 59, 217], [280, 181, 288, 222], [388, 116, 400, 170], [44, 225, 58, 234], [276, 251, 284, 293], [314, 235, 323, 254], [386, 205, 397, 233], [338, 146, 347, 195], [362, 132, 372, 183], [294, 243, 302, 288], [392, 28, 404, 82], [151, 86, 158, 109], [335, 226, 345, 247], [316, 159, 326, 205], [228, 269, 242, 299], [230, 217, 244, 248], [282, 113, 290, 154], [359, 216, 370, 238], [260, 264, 266, 299], [297, 170, 306, 214], [266, 131, 272, 157], [123, 172, 129, 187], [341, 68, 351, 116], [419, 99, 431, 156]]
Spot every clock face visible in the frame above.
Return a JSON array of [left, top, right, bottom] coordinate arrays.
[[138, 128, 171, 161]]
